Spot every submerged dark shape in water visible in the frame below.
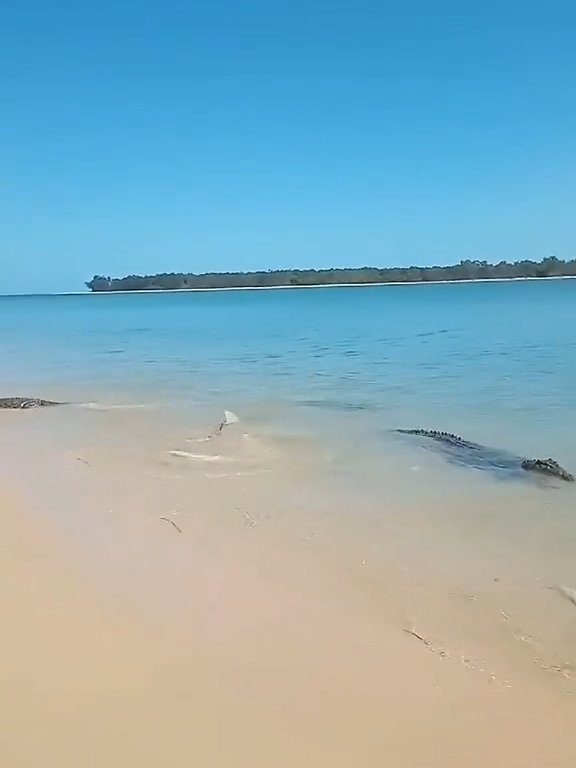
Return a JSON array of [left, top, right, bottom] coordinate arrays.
[[397, 429, 574, 483], [298, 398, 373, 412], [0, 397, 63, 409]]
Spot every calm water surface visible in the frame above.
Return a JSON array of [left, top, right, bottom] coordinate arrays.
[[2, 280, 576, 678], [1, 280, 574, 457]]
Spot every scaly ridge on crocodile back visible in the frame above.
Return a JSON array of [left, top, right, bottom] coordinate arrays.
[[0, 397, 62, 409], [396, 429, 478, 450]]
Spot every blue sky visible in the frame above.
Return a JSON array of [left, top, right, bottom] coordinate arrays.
[[1, 1, 575, 293]]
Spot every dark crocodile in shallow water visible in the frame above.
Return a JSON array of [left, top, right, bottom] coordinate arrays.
[[0, 397, 63, 409], [397, 429, 574, 482]]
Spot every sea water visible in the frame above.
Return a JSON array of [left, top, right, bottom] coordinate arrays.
[[2, 279, 576, 682], [1, 280, 574, 454]]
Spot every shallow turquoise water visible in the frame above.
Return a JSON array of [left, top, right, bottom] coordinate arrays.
[[1, 280, 575, 463], [3, 281, 576, 662]]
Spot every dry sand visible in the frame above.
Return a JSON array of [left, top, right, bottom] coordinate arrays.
[[1, 408, 575, 767]]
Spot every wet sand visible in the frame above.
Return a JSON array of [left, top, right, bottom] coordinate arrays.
[[1, 406, 575, 766]]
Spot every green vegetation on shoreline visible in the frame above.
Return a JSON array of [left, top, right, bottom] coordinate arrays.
[[86, 257, 576, 292]]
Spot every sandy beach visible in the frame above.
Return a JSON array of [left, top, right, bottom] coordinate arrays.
[[0, 405, 575, 767]]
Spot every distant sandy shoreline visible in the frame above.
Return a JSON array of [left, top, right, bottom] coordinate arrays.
[[2, 273, 575, 298]]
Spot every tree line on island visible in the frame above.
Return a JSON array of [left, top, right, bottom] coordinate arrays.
[[86, 256, 576, 292]]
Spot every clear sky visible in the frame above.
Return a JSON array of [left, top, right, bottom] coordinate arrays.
[[1, 1, 575, 293]]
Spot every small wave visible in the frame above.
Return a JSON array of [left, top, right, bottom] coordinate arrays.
[[168, 450, 240, 463], [206, 469, 272, 479], [79, 402, 156, 410], [415, 328, 454, 338]]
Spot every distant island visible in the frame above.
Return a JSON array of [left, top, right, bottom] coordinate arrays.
[[86, 257, 576, 292]]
